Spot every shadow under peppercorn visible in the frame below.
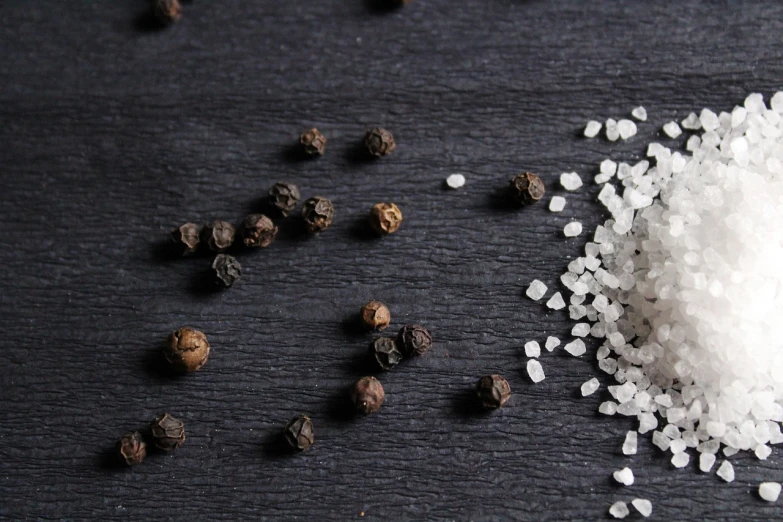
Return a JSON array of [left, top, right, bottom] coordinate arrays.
[[450, 387, 494, 419], [486, 186, 522, 212], [363, 0, 405, 15], [132, 11, 169, 32], [142, 345, 188, 380], [342, 141, 377, 165], [259, 431, 299, 458], [348, 216, 381, 241], [97, 447, 127, 471]]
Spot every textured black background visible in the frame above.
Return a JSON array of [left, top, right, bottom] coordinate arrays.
[[1, 1, 783, 520]]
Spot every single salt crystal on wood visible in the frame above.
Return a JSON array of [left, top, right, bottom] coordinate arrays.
[[581, 377, 600, 396], [572, 323, 590, 337], [526, 280, 547, 301], [546, 292, 566, 310], [638, 412, 657, 433], [662, 121, 682, 138], [681, 112, 701, 130], [631, 499, 652, 518], [617, 119, 637, 140], [613, 467, 634, 486], [669, 439, 687, 454], [564, 222, 583, 237], [600, 159, 618, 175], [755, 444, 771, 460], [445, 174, 465, 189], [652, 431, 671, 451], [524, 341, 541, 358], [564, 339, 586, 356], [544, 336, 560, 351], [526, 359, 545, 383], [606, 118, 620, 141], [560, 172, 583, 191], [631, 106, 647, 121], [771, 91, 783, 113], [671, 452, 689, 468], [584, 120, 602, 138], [759, 482, 782, 502], [622, 431, 637, 455], [716, 461, 734, 482], [700, 108, 719, 131], [599, 401, 618, 415], [699, 453, 716, 472], [549, 196, 566, 212], [609, 501, 629, 519]]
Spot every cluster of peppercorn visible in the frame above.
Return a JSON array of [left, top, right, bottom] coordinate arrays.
[[117, 413, 186, 466]]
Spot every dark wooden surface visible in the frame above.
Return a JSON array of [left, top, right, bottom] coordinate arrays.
[[1, 1, 783, 520]]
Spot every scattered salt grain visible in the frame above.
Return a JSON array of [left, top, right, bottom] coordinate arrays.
[[755, 445, 771, 460], [606, 118, 620, 141], [671, 452, 689, 468], [564, 222, 583, 237], [662, 121, 682, 138], [600, 159, 618, 176], [716, 461, 734, 482], [526, 359, 545, 383], [546, 292, 566, 310], [613, 467, 634, 486], [609, 501, 629, 519], [600, 401, 617, 415], [564, 339, 586, 356], [699, 453, 716, 472], [759, 482, 782, 502], [445, 173, 466, 189], [581, 378, 600, 396], [652, 431, 671, 451], [549, 196, 566, 212], [524, 341, 541, 358], [669, 439, 687, 454], [622, 431, 637, 455], [631, 106, 647, 121], [681, 112, 701, 130], [560, 172, 583, 191], [631, 499, 652, 518], [617, 119, 637, 140], [525, 280, 547, 301], [584, 120, 602, 138], [544, 336, 560, 351], [572, 323, 590, 337]]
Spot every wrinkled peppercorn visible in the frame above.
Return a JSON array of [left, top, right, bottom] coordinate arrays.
[[153, 0, 182, 24], [301, 196, 334, 233], [268, 182, 300, 216], [283, 415, 314, 452], [300, 128, 327, 156], [364, 128, 396, 157], [212, 254, 241, 288], [509, 172, 545, 205], [351, 376, 385, 414], [242, 214, 277, 248], [397, 324, 432, 357], [117, 431, 147, 466], [361, 300, 391, 330], [370, 337, 403, 371], [170, 223, 201, 256], [202, 220, 236, 252], [149, 413, 185, 451], [163, 327, 210, 372], [368, 202, 403, 236], [475, 374, 511, 409]]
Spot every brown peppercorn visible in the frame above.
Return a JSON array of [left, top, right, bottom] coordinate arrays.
[[364, 128, 396, 157], [509, 172, 545, 205], [170, 223, 201, 255], [268, 182, 300, 216], [475, 374, 511, 409], [117, 432, 147, 466], [361, 300, 391, 330], [242, 214, 278, 248], [212, 254, 241, 288], [163, 327, 210, 372], [301, 196, 334, 233], [283, 415, 314, 452], [201, 220, 236, 252], [397, 324, 432, 357], [149, 413, 185, 452], [153, 0, 182, 24], [368, 202, 403, 236], [370, 337, 403, 371], [300, 128, 327, 156], [351, 376, 385, 414]]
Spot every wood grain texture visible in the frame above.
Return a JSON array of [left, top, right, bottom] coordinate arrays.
[[1, 0, 783, 520]]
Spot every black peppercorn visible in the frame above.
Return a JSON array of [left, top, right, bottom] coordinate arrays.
[[117, 431, 147, 466], [351, 376, 385, 414], [268, 182, 300, 216], [163, 327, 210, 372], [300, 128, 327, 156], [369, 202, 403, 236], [397, 324, 432, 357], [202, 220, 236, 252], [360, 300, 391, 330], [149, 413, 185, 452], [364, 128, 396, 157], [509, 172, 545, 205], [283, 415, 315, 452], [170, 223, 201, 255], [153, 0, 182, 24], [212, 254, 241, 288], [475, 374, 511, 409], [301, 196, 334, 233], [242, 214, 278, 248], [370, 337, 403, 371]]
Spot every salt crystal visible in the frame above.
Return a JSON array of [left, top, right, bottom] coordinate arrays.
[[700, 108, 719, 131], [606, 118, 620, 142], [613, 467, 634, 486], [609, 501, 629, 519], [560, 172, 583, 191], [564, 222, 583, 237], [663, 424, 681, 439], [631, 106, 647, 121], [670, 439, 687, 454], [772, 92, 783, 113], [618, 119, 637, 140], [600, 159, 618, 176], [638, 412, 658, 434], [699, 452, 716, 472], [652, 431, 671, 451], [599, 401, 617, 415], [759, 482, 782, 502], [622, 431, 637, 455], [631, 499, 652, 518], [564, 339, 586, 356], [549, 196, 566, 212], [526, 280, 548, 301], [524, 341, 541, 358], [546, 292, 566, 310], [755, 444, 771, 460], [445, 174, 466, 189], [581, 378, 600, 396], [716, 461, 734, 482], [584, 120, 602, 138], [681, 112, 701, 130], [545, 336, 560, 351], [572, 323, 590, 337], [671, 452, 689, 468], [662, 121, 682, 138], [526, 359, 545, 383]]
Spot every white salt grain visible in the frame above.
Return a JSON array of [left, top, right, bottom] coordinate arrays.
[[631, 499, 652, 518], [526, 280, 548, 301], [560, 172, 583, 191], [613, 467, 634, 486], [445, 174, 466, 189], [618, 119, 637, 140], [609, 501, 629, 519], [681, 112, 701, 130], [671, 452, 689, 468], [524, 341, 541, 358], [631, 106, 647, 121], [584, 120, 602, 138], [662, 121, 682, 138], [572, 323, 590, 337], [546, 292, 566, 310], [652, 431, 671, 451], [545, 336, 560, 351], [622, 431, 638, 455], [564, 339, 586, 356], [716, 461, 734, 482], [600, 401, 618, 415], [564, 222, 583, 237], [549, 196, 566, 212], [606, 118, 620, 142], [600, 159, 618, 176], [526, 359, 545, 383], [759, 482, 782, 502], [699, 452, 716, 472], [581, 378, 600, 396]]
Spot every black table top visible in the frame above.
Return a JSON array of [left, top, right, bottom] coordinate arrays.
[[1, 1, 782, 520]]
